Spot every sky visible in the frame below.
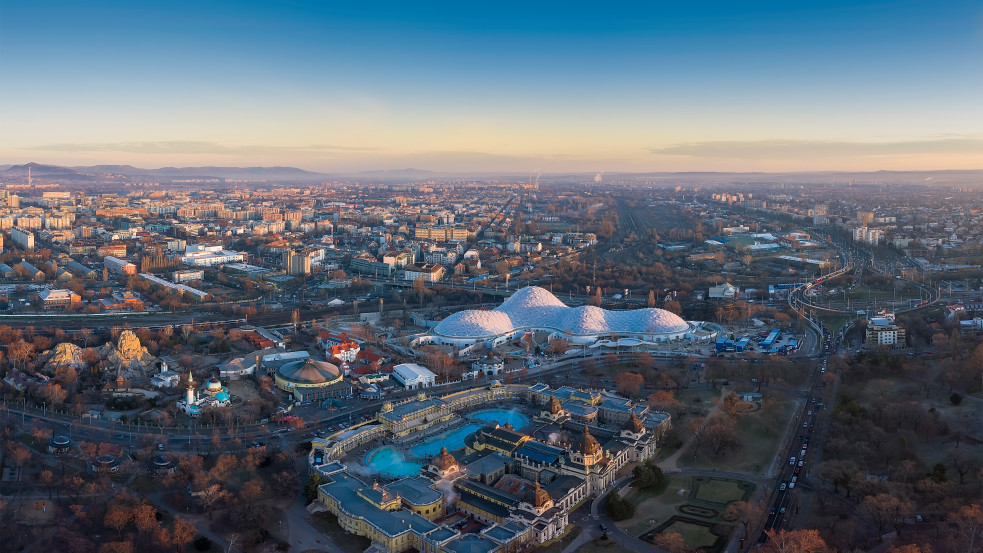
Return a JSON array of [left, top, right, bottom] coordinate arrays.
[[1, 0, 982, 173]]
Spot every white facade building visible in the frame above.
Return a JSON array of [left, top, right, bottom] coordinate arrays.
[[180, 244, 246, 267], [392, 363, 436, 390], [10, 227, 34, 251]]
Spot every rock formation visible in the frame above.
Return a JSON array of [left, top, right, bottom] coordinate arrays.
[[101, 329, 156, 379], [40, 342, 86, 375]]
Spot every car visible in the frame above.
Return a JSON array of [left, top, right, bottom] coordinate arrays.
[[803, 422, 808, 428], [780, 507, 787, 513], [809, 425, 814, 431], [780, 483, 787, 491], [915, 514, 924, 523], [789, 456, 796, 465], [791, 476, 798, 483], [788, 482, 795, 489], [798, 460, 804, 467], [599, 524, 608, 532], [800, 449, 806, 456], [158, 443, 164, 450], [807, 411, 812, 416]]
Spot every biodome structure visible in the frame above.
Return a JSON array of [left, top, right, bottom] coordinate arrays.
[[421, 286, 695, 348]]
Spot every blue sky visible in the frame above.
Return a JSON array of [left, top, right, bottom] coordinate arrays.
[[1, 0, 981, 172]]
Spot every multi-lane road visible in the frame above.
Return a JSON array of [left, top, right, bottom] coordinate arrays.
[[754, 356, 832, 546]]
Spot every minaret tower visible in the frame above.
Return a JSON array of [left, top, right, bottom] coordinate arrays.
[[186, 371, 196, 405]]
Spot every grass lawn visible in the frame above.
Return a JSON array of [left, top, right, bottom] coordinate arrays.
[[691, 478, 749, 505], [678, 398, 793, 474], [815, 313, 855, 334], [664, 520, 719, 550], [305, 512, 371, 553], [615, 475, 688, 537]]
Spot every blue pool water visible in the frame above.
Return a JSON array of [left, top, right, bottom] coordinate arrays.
[[409, 423, 484, 459], [470, 409, 530, 430], [365, 447, 423, 478]]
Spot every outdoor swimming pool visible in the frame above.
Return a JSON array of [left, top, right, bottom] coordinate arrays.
[[470, 408, 530, 430], [409, 423, 483, 459], [365, 446, 423, 478]]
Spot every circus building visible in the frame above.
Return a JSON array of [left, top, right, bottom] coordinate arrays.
[[275, 358, 353, 402], [418, 286, 697, 349]]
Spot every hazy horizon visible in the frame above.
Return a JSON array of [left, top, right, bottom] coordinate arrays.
[[2, 0, 982, 173]]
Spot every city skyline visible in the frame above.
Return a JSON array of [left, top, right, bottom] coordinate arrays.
[[2, 0, 982, 172]]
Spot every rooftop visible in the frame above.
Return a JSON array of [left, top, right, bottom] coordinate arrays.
[[433, 286, 689, 339]]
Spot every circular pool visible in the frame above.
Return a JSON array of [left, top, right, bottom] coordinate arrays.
[[365, 447, 423, 478], [470, 408, 530, 430]]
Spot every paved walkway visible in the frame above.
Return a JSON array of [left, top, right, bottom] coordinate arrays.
[[147, 492, 229, 550], [284, 492, 346, 553], [658, 388, 726, 472], [283, 457, 347, 553]]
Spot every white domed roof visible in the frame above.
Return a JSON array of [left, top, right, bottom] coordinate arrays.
[[434, 309, 513, 338], [432, 286, 689, 339], [499, 286, 568, 310]]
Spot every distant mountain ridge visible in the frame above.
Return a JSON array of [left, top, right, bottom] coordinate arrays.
[[1, 162, 980, 186], [1, 163, 328, 182]]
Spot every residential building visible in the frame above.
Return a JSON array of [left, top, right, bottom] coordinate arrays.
[[283, 249, 313, 276], [180, 244, 246, 267], [414, 226, 469, 241], [171, 269, 204, 283], [319, 332, 361, 364], [10, 227, 34, 251], [19, 261, 45, 281], [403, 263, 445, 283], [98, 243, 128, 257], [854, 226, 883, 245], [105, 256, 137, 276], [865, 315, 906, 348]]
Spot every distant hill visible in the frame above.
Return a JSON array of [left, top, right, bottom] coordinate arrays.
[[76, 164, 157, 175], [2, 162, 979, 187], [151, 166, 326, 180], [2, 162, 93, 180], [2, 163, 327, 182]]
